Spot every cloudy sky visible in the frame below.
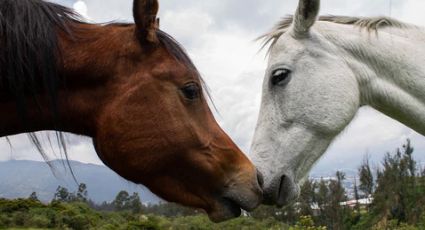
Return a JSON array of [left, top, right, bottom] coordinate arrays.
[[2, 0, 425, 175]]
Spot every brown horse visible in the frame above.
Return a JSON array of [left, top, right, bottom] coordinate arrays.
[[0, 0, 262, 222]]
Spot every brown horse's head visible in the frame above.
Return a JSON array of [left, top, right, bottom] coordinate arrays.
[[90, 0, 262, 222]]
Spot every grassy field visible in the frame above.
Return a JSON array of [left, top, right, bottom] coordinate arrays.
[[0, 198, 293, 230]]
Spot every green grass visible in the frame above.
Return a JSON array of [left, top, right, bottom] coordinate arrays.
[[5, 228, 50, 230]]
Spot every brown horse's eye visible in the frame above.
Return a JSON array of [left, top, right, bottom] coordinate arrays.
[[181, 83, 201, 100]]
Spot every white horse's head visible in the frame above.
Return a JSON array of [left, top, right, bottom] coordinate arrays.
[[251, 0, 360, 206]]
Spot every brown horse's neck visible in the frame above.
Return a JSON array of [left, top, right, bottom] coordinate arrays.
[[0, 23, 137, 138]]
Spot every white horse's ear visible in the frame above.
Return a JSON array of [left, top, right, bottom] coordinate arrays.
[[292, 0, 320, 36]]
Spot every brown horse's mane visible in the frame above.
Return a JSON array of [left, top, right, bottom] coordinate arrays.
[[0, 0, 84, 175], [0, 0, 200, 177]]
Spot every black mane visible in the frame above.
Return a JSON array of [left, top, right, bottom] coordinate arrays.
[[0, 0, 81, 111], [0, 0, 82, 180]]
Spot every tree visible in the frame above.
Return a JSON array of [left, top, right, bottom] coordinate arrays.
[[312, 172, 353, 229], [112, 190, 130, 211], [371, 140, 422, 225], [299, 179, 316, 216], [359, 154, 374, 199], [403, 139, 416, 178], [53, 186, 70, 202], [76, 183, 88, 202], [127, 192, 142, 213], [316, 178, 329, 226], [327, 171, 348, 230], [316, 178, 328, 214], [29, 192, 39, 201], [353, 178, 360, 214]]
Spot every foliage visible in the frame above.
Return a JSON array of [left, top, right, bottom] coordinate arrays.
[[298, 179, 317, 217], [252, 140, 425, 230], [76, 183, 88, 203], [141, 202, 200, 217], [351, 139, 425, 229], [359, 154, 375, 198], [28, 192, 39, 202], [2, 139, 425, 229], [52, 183, 88, 203], [53, 186, 71, 202], [0, 198, 290, 229], [112, 190, 130, 211], [289, 216, 326, 230]]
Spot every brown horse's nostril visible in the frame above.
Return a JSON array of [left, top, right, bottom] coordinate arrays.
[[256, 169, 264, 189]]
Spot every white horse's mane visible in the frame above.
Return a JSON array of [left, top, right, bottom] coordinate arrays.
[[260, 15, 415, 51]]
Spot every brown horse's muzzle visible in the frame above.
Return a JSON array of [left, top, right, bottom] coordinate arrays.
[[207, 169, 263, 222]]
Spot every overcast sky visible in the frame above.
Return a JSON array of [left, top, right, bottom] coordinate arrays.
[[2, 0, 425, 175]]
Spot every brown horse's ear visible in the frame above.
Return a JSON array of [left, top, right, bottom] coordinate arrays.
[[133, 0, 159, 44]]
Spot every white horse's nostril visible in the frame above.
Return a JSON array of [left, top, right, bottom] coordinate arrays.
[[276, 175, 291, 207], [277, 175, 300, 207], [262, 174, 298, 206]]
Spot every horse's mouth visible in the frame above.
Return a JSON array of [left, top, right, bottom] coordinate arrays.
[[207, 197, 243, 223], [207, 179, 263, 222]]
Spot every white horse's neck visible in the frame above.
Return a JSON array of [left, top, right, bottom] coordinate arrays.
[[319, 22, 425, 135]]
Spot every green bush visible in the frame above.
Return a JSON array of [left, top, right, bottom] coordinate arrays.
[[27, 215, 51, 228], [96, 223, 117, 230], [157, 215, 286, 230], [66, 214, 90, 230], [0, 213, 11, 228], [11, 211, 29, 226], [127, 220, 160, 230], [385, 220, 419, 230], [290, 216, 326, 230], [0, 198, 44, 213], [3, 195, 425, 229]]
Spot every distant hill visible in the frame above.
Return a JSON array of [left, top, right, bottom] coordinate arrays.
[[0, 160, 161, 204]]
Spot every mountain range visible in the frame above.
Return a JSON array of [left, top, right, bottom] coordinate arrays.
[[0, 160, 161, 204]]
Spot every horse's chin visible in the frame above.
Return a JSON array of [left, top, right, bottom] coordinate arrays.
[[207, 198, 242, 223], [208, 183, 263, 222]]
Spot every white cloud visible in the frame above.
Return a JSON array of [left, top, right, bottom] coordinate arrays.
[[79, 0, 133, 22], [73, 1, 89, 18], [398, 0, 425, 26], [161, 8, 214, 49]]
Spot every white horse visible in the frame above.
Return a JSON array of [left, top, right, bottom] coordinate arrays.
[[250, 0, 425, 206]]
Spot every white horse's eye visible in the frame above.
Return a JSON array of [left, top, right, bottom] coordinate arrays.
[[271, 68, 291, 86]]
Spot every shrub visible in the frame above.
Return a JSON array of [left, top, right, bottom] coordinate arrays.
[[0, 213, 11, 228], [11, 211, 29, 226], [28, 215, 51, 228], [290, 216, 327, 230], [385, 220, 419, 230], [0, 199, 44, 213], [127, 220, 161, 230], [66, 214, 90, 230]]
